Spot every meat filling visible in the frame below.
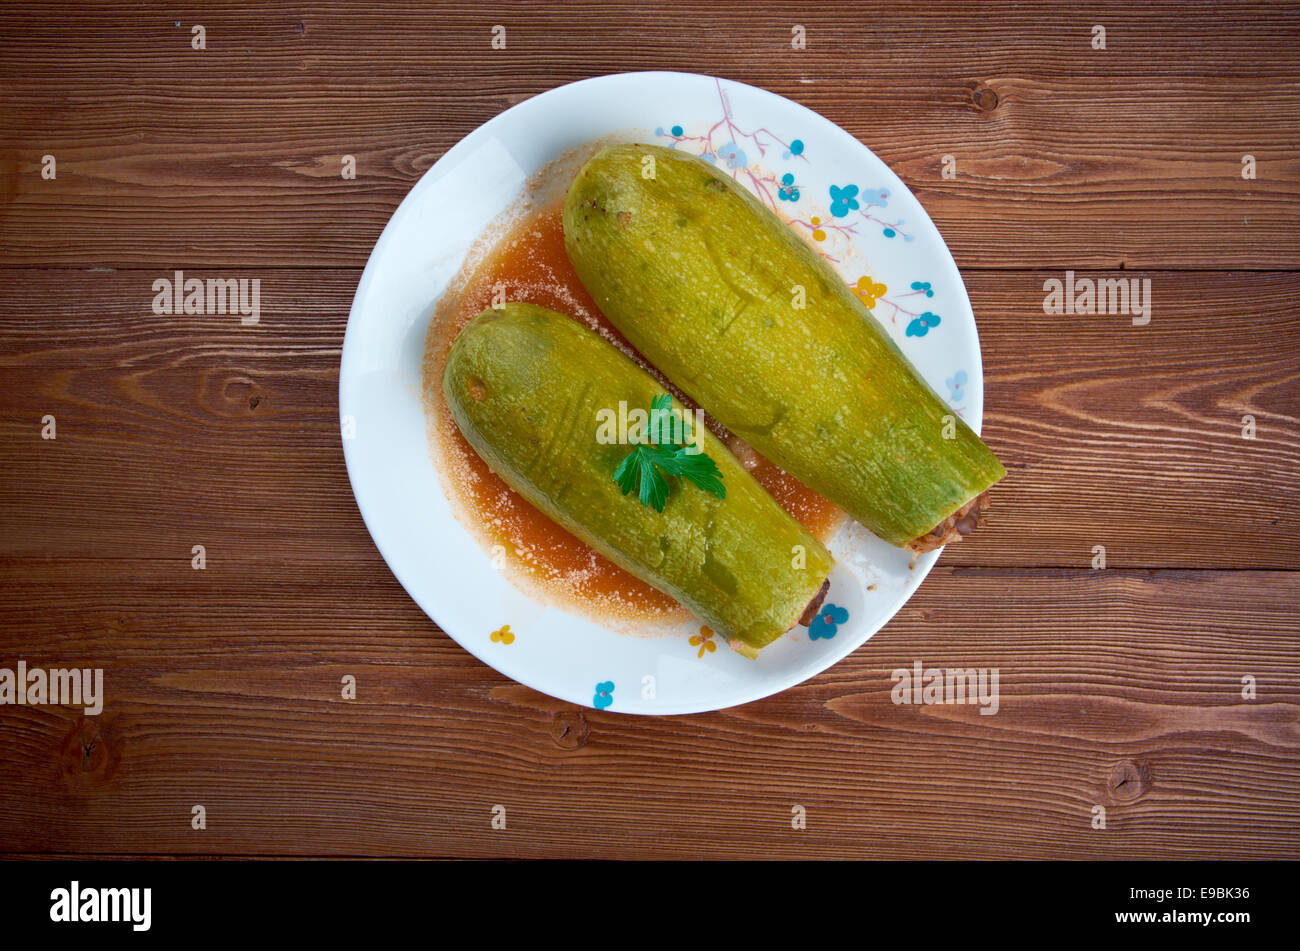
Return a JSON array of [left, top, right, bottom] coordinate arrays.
[[904, 491, 992, 555]]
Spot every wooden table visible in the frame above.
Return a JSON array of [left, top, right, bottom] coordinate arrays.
[[1, 2, 1297, 860]]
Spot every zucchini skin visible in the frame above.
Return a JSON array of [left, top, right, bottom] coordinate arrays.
[[563, 144, 1006, 548], [442, 302, 834, 651]]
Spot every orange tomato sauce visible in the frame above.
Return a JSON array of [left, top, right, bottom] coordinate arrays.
[[428, 200, 844, 620]]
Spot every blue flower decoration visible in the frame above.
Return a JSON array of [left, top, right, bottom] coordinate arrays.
[[593, 681, 615, 709], [906, 312, 941, 337], [670, 125, 683, 137], [700, 152, 716, 164], [778, 172, 800, 202], [809, 603, 849, 640], [717, 141, 748, 169], [782, 138, 806, 160], [829, 184, 859, 218], [863, 187, 890, 207], [882, 228, 896, 238], [911, 281, 934, 297], [945, 369, 968, 403]]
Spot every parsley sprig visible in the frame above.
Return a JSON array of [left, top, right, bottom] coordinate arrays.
[[612, 394, 726, 512]]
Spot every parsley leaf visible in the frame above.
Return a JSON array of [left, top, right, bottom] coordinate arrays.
[[613, 394, 726, 511], [647, 392, 675, 446], [667, 447, 726, 498], [613, 444, 673, 512]]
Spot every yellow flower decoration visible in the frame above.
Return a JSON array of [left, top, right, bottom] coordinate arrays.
[[810, 216, 826, 242], [854, 276, 887, 308], [689, 625, 717, 658], [489, 624, 515, 645]]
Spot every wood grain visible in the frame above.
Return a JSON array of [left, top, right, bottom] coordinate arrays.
[[1, 3, 1298, 268], [1, 268, 1295, 568], [0, 1, 1297, 861], [0, 564, 1294, 859]]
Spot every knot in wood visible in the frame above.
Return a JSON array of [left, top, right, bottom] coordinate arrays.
[[973, 87, 999, 112], [550, 709, 590, 750], [1108, 759, 1152, 803]]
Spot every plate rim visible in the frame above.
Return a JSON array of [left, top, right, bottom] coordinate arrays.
[[339, 70, 986, 715]]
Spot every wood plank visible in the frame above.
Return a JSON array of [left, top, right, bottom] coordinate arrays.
[[1, 268, 1295, 569], [1, 3, 1297, 268], [0, 565, 1294, 859]]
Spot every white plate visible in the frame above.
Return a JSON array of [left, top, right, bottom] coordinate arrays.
[[340, 71, 986, 715]]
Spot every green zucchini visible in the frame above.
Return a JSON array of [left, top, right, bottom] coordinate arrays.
[[443, 302, 834, 653], [563, 144, 1006, 549]]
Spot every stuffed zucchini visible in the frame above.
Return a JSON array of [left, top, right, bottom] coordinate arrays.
[[443, 302, 834, 654], [563, 144, 1005, 550]]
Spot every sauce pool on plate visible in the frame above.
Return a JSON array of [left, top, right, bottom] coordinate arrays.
[[427, 200, 844, 621]]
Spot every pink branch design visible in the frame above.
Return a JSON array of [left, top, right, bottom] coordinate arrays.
[[856, 204, 912, 240]]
